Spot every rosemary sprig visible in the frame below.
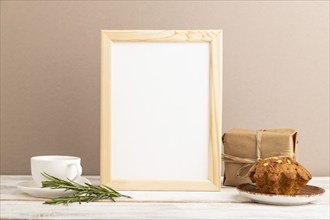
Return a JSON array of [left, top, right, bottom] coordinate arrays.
[[41, 172, 131, 205]]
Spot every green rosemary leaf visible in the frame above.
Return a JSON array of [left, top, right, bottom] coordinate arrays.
[[41, 173, 131, 205]]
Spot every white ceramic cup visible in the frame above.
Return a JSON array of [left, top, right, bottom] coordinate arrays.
[[31, 155, 82, 187]]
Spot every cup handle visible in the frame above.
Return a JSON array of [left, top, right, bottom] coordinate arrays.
[[69, 164, 82, 180]]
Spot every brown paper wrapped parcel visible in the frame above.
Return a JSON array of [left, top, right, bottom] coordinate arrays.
[[222, 128, 298, 186]]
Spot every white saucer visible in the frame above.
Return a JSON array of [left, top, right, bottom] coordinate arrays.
[[237, 183, 325, 206], [17, 177, 91, 198]]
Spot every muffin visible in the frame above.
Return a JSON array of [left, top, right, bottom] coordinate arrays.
[[249, 156, 312, 195]]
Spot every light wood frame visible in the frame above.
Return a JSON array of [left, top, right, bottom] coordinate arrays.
[[101, 30, 222, 191]]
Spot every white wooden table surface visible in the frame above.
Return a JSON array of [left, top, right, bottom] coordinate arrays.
[[1, 175, 329, 219]]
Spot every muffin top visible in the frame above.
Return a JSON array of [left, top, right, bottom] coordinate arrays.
[[249, 156, 312, 183]]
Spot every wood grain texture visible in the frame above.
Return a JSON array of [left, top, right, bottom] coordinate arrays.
[[108, 179, 219, 191], [100, 32, 112, 186], [1, 176, 329, 219], [102, 30, 221, 42], [100, 30, 222, 191], [208, 31, 222, 190]]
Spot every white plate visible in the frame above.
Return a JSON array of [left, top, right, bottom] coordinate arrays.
[[17, 176, 91, 198], [237, 183, 325, 206]]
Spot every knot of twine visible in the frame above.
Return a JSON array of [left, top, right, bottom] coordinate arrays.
[[222, 129, 295, 178]]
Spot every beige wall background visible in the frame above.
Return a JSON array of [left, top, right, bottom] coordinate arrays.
[[1, 1, 329, 176]]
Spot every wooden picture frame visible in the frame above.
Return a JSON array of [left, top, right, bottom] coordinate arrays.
[[101, 30, 222, 191]]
